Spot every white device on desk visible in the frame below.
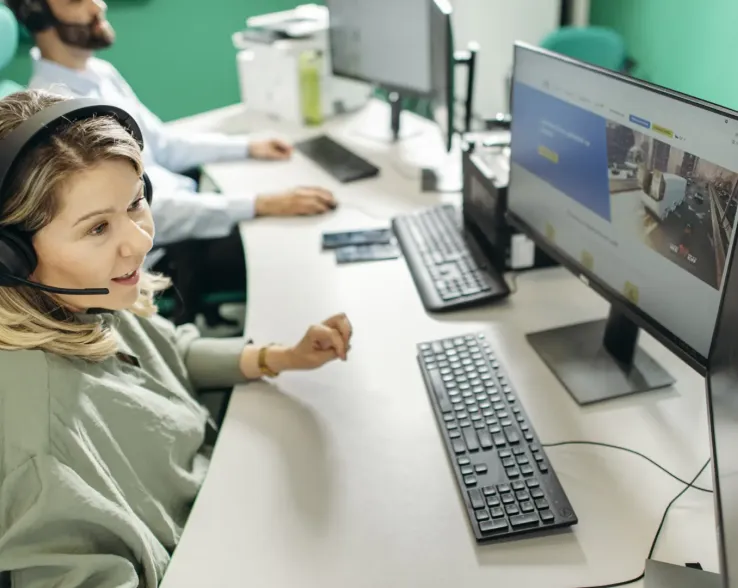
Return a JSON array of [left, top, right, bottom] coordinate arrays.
[[233, 4, 371, 124]]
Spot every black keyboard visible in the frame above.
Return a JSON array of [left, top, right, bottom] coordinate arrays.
[[392, 205, 510, 312], [417, 332, 578, 542], [295, 135, 380, 183]]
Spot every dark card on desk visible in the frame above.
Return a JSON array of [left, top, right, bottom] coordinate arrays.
[[322, 228, 393, 250], [335, 243, 401, 264]]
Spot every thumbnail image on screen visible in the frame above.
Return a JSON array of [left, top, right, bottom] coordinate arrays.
[[607, 122, 738, 289]]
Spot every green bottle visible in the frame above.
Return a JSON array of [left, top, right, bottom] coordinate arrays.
[[299, 49, 323, 126]]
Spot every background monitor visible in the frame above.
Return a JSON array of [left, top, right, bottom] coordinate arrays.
[[325, 0, 455, 152], [506, 42, 738, 405]]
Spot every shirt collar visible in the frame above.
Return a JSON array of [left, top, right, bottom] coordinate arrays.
[[30, 46, 102, 96]]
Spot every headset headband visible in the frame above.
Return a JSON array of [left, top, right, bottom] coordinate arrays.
[[0, 97, 144, 210]]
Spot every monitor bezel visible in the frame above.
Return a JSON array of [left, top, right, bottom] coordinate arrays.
[[506, 42, 738, 375]]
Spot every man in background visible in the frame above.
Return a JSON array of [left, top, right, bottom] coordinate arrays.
[[7, 0, 337, 326]]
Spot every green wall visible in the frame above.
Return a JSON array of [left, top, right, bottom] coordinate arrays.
[[590, 0, 738, 111], [4, 0, 305, 121]]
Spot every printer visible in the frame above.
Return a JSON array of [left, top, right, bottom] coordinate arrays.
[[233, 4, 371, 124]]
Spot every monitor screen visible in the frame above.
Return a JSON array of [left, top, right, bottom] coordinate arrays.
[[507, 43, 738, 361], [325, 0, 433, 95]]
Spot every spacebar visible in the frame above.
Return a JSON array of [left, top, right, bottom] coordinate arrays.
[[427, 369, 453, 413]]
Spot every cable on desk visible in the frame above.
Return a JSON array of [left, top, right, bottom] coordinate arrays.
[[542, 441, 712, 493], [573, 459, 711, 588]]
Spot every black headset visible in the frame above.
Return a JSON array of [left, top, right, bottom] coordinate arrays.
[[0, 97, 153, 295]]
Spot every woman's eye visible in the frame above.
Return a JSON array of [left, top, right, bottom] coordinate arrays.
[[128, 196, 145, 211], [89, 222, 108, 236]]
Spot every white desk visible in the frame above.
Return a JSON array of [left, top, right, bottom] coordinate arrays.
[[162, 101, 718, 588]]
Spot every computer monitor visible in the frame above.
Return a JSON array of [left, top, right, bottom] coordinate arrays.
[[325, 0, 455, 152], [704, 200, 738, 588], [506, 42, 738, 405]]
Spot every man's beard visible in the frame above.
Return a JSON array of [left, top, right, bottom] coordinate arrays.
[[54, 18, 115, 50]]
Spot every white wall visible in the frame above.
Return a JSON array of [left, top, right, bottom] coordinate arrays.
[[448, 0, 562, 118]]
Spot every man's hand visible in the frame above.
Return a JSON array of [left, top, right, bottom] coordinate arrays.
[[255, 187, 337, 217], [248, 138, 293, 161]]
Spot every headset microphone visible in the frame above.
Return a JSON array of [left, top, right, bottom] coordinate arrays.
[[4, 274, 110, 296]]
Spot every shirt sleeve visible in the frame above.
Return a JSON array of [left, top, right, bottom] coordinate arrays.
[[146, 164, 256, 245], [107, 63, 251, 173], [146, 314, 251, 390], [0, 456, 154, 588]]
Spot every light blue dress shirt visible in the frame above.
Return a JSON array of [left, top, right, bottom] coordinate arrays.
[[28, 51, 258, 266]]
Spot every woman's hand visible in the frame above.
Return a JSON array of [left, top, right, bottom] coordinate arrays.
[[286, 313, 353, 370], [239, 314, 353, 378]]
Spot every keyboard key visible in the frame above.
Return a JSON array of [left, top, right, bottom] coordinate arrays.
[[493, 433, 506, 447], [533, 452, 544, 462], [502, 494, 515, 505], [511, 481, 526, 491], [452, 439, 466, 454], [463, 428, 480, 452], [535, 499, 550, 511], [449, 431, 461, 439], [427, 369, 452, 413], [507, 468, 521, 479], [468, 489, 485, 510], [512, 446, 525, 456], [520, 465, 534, 476], [477, 430, 493, 449], [475, 509, 490, 521], [520, 501, 535, 514], [526, 479, 540, 489], [480, 519, 509, 534], [474, 421, 485, 430], [482, 486, 496, 496], [541, 510, 555, 524], [486, 496, 500, 507], [497, 484, 511, 494], [516, 455, 529, 465], [446, 423, 458, 431], [530, 488, 545, 499], [539, 463, 549, 473], [515, 491, 530, 502], [457, 457, 471, 466], [510, 513, 540, 529], [475, 464, 488, 474], [505, 504, 520, 516], [464, 476, 477, 487], [501, 457, 515, 468], [490, 507, 505, 519], [499, 449, 512, 459], [459, 419, 472, 428], [460, 466, 474, 476]]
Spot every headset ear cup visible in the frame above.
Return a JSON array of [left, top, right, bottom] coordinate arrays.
[[143, 172, 153, 204], [19, 0, 55, 33], [0, 229, 37, 285]]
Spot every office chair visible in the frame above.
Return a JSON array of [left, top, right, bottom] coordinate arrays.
[[0, 4, 23, 98], [539, 26, 633, 73]]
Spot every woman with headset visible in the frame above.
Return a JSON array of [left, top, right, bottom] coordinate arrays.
[[0, 89, 353, 587]]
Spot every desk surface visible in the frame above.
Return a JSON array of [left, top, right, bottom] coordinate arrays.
[[161, 101, 717, 588]]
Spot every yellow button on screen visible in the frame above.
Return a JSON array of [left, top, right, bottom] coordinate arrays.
[[538, 145, 559, 163]]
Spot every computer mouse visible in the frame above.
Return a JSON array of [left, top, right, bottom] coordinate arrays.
[[328, 200, 339, 210]]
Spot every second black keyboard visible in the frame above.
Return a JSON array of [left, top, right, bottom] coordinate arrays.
[[295, 134, 380, 183], [393, 205, 510, 312], [417, 332, 578, 542]]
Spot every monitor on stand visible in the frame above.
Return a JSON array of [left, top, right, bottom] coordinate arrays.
[[506, 42, 738, 405], [326, 0, 463, 191]]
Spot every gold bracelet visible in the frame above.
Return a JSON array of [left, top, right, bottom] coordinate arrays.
[[258, 345, 279, 378]]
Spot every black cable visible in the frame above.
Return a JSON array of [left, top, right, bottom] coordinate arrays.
[[543, 441, 712, 493], [573, 459, 711, 588]]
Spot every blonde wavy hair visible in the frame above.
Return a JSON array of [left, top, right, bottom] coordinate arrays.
[[0, 89, 170, 362]]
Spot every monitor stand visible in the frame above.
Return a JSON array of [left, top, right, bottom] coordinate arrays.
[[352, 92, 425, 143], [644, 560, 720, 587], [526, 305, 675, 405]]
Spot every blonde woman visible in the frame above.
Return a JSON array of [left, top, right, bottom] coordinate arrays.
[[0, 90, 352, 587]]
